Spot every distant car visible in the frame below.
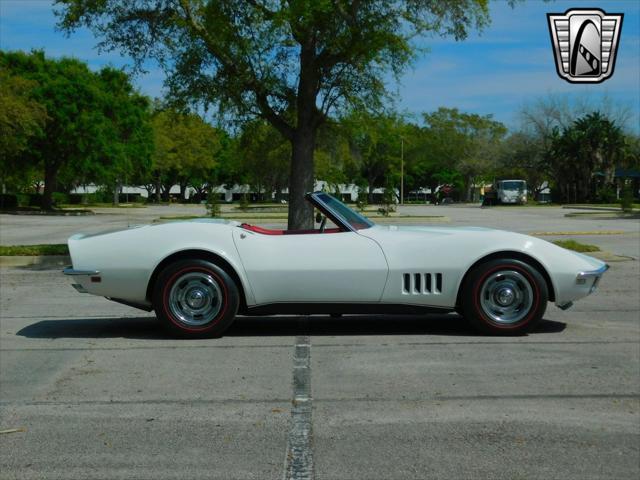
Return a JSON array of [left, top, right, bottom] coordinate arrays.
[[483, 180, 528, 205], [64, 192, 608, 337]]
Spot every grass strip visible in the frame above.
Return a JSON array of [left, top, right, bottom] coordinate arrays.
[[0, 244, 69, 256], [531, 230, 626, 236], [60, 203, 146, 209], [565, 203, 640, 209], [552, 239, 600, 253]]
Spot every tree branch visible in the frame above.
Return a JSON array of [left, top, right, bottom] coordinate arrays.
[[178, 0, 294, 140]]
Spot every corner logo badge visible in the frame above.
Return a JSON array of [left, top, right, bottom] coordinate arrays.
[[547, 8, 623, 83]]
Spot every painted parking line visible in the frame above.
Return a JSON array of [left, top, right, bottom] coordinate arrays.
[[283, 326, 314, 480]]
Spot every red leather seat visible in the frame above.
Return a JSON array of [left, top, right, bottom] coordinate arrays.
[[240, 224, 284, 235], [240, 224, 342, 235]]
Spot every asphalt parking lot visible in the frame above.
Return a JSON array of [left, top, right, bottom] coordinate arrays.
[[1, 205, 639, 479]]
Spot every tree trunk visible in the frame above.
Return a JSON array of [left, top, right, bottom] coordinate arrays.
[[143, 184, 154, 200], [113, 182, 120, 206], [194, 186, 205, 203], [162, 183, 172, 202], [274, 182, 282, 202], [287, 127, 315, 230], [155, 173, 161, 203], [42, 161, 58, 210], [286, 36, 319, 230], [367, 178, 375, 204]]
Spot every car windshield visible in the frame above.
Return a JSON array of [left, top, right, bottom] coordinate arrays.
[[501, 181, 525, 191], [315, 193, 375, 231]]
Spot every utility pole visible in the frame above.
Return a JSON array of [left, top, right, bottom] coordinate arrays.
[[400, 136, 404, 205]]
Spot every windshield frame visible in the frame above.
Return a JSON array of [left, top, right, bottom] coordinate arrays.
[[307, 192, 375, 232]]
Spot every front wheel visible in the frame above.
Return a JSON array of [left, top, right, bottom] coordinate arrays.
[[153, 259, 239, 338], [460, 259, 548, 335]]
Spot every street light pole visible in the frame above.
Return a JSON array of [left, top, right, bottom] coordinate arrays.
[[400, 136, 404, 205]]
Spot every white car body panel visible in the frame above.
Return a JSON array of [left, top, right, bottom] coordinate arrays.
[[232, 229, 387, 304], [65, 195, 608, 314], [359, 225, 604, 307], [68, 219, 255, 307]]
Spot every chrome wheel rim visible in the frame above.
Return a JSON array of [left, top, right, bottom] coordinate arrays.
[[479, 270, 534, 325], [168, 272, 222, 326]]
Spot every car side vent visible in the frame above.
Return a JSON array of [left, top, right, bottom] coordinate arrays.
[[402, 273, 443, 294]]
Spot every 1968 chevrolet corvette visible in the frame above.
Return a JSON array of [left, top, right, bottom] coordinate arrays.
[[64, 192, 608, 337]]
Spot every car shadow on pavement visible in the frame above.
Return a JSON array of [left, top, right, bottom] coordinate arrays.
[[16, 314, 566, 340], [228, 314, 566, 337]]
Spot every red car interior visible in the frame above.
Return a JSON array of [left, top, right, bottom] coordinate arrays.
[[240, 224, 342, 235]]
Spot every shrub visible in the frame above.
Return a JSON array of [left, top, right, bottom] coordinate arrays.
[[378, 186, 396, 216], [91, 188, 112, 203], [206, 191, 221, 217], [28, 194, 43, 207], [67, 193, 86, 205], [239, 195, 249, 211], [0, 194, 18, 209], [16, 194, 30, 207], [356, 198, 368, 213], [595, 186, 616, 204], [620, 184, 634, 212], [52, 192, 69, 205]]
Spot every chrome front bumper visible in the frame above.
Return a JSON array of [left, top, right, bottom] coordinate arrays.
[[576, 263, 610, 293], [557, 263, 609, 311]]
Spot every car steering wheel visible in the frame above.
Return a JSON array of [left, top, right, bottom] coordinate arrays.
[[319, 215, 327, 233]]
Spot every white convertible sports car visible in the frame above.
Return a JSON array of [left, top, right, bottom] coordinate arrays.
[[64, 192, 608, 337]]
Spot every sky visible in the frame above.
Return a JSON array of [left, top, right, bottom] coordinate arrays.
[[1, 0, 639, 132]]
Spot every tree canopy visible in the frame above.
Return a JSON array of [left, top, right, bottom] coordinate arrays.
[[0, 50, 152, 209], [549, 112, 627, 203], [0, 71, 48, 191], [151, 110, 223, 201], [56, 0, 493, 227]]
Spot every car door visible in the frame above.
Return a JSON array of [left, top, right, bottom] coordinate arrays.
[[232, 228, 388, 305]]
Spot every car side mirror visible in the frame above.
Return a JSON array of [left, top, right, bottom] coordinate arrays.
[[315, 212, 323, 223]]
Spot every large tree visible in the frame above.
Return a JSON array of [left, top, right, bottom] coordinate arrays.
[[549, 112, 626, 203], [419, 107, 506, 201], [151, 110, 222, 201], [238, 119, 290, 201], [0, 51, 152, 209], [0, 72, 47, 193], [56, 0, 492, 228], [341, 111, 405, 202]]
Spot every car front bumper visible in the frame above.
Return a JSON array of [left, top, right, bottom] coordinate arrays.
[[555, 263, 609, 310]]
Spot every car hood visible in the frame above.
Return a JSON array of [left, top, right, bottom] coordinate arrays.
[[360, 223, 606, 278]]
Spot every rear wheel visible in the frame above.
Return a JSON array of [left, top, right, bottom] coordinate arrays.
[[153, 259, 239, 338], [460, 258, 547, 335]]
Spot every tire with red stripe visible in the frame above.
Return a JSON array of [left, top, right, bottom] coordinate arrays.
[[460, 258, 548, 335], [153, 259, 239, 338]]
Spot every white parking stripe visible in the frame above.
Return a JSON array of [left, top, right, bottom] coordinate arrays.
[[283, 329, 314, 480]]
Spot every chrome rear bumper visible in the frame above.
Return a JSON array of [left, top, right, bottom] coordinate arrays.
[[63, 266, 100, 276]]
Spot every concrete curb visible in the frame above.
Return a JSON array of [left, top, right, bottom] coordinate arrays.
[[1, 210, 94, 216], [564, 212, 640, 219], [0, 255, 71, 268]]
